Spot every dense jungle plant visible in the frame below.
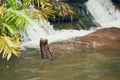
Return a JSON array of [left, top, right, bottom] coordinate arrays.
[[16, 0, 55, 20], [51, 1, 74, 22], [0, 0, 30, 60], [0, 0, 74, 61], [0, 0, 52, 61], [0, 0, 30, 61]]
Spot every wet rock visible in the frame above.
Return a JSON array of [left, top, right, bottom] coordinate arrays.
[[50, 27, 120, 55], [77, 27, 120, 49], [112, 0, 120, 10]]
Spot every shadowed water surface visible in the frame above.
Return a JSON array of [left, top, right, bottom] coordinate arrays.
[[0, 49, 120, 80]]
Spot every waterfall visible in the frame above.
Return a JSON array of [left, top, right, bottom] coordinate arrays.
[[86, 0, 120, 27], [21, 19, 95, 48], [21, 0, 120, 48]]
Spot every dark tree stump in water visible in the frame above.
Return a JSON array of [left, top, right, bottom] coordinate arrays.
[[40, 38, 52, 59]]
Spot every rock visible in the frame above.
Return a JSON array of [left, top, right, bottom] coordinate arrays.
[[77, 27, 120, 49], [112, 0, 120, 6], [112, 0, 120, 11], [50, 27, 120, 55]]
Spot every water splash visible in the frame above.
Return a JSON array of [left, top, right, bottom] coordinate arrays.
[[21, 0, 120, 48], [21, 19, 95, 48], [86, 0, 120, 27]]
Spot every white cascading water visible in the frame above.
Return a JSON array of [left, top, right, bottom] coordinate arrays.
[[86, 0, 120, 27], [21, 19, 95, 48], [21, 0, 120, 48]]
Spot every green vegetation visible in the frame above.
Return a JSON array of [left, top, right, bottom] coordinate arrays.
[[54, 22, 73, 30], [80, 14, 91, 26], [51, 1, 74, 22], [0, 0, 74, 60], [0, 0, 30, 60]]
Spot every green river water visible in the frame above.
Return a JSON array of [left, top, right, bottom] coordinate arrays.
[[0, 49, 120, 80]]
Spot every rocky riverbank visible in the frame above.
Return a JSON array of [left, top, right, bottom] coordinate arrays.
[[50, 27, 120, 55]]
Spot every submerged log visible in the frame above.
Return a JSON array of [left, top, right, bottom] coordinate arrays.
[[40, 38, 52, 59]]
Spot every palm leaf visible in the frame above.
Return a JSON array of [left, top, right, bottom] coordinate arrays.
[[4, 8, 31, 30], [7, 53, 12, 61], [0, 36, 21, 61], [0, 6, 3, 15], [2, 23, 17, 36], [0, 39, 4, 54], [4, 0, 17, 9]]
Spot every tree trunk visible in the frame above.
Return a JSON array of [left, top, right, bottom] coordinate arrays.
[[40, 38, 52, 59]]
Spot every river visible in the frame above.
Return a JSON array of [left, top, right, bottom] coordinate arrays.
[[0, 49, 120, 80], [0, 0, 120, 80]]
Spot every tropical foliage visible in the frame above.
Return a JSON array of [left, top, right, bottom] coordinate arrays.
[[0, 0, 30, 60], [0, 36, 20, 61], [0, 0, 74, 61], [52, 1, 74, 22]]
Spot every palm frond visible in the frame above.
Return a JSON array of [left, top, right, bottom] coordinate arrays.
[[4, 8, 31, 30], [4, 0, 17, 9], [2, 23, 17, 36], [0, 5, 3, 15], [28, 0, 50, 8], [32, 6, 55, 20], [0, 36, 21, 61]]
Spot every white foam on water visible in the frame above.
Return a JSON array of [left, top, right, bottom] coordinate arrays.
[[86, 0, 120, 28], [21, 0, 120, 48], [21, 19, 96, 48]]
